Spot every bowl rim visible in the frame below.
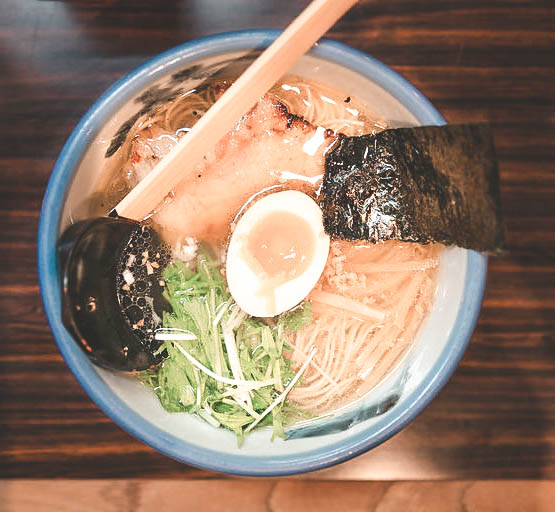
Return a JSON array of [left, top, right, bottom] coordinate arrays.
[[38, 29, 487, 476]]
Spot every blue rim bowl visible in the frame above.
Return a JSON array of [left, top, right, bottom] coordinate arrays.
[[38, 30, 487, 476]]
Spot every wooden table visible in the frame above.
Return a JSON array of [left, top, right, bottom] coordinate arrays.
[[1, 0, 553, 484]]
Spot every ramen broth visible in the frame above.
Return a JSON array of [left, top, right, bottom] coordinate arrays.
[[98, 75, 442, 417]]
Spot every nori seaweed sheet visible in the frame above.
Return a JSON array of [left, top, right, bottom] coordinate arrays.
[[320, 124, 504, 252]]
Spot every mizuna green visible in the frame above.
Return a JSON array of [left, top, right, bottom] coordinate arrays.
[[140, 250, 312, 445]]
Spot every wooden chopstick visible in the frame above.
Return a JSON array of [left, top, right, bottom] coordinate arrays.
[[115, 0, 359, 221]]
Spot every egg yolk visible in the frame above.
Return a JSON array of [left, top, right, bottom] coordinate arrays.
[[245, 211, 316, 285]]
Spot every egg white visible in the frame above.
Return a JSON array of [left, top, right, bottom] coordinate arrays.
[[226, 190, 330, 317]]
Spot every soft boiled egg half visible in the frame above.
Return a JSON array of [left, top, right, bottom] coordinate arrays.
[[226, 190, 330, 317]]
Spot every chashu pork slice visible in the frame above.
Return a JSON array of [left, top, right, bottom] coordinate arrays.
[[129, 94, 337, 244]]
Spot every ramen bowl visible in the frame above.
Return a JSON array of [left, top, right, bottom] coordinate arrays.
[[38, 30, 487, 476]]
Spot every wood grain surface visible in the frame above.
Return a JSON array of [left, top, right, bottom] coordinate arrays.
[[0, 0, 553, 479], [2, 480, 555, 512]]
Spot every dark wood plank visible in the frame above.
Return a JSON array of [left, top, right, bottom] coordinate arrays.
[[0, 0, 553, 479]]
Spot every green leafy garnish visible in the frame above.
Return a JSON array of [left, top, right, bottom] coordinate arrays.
[[139, 249, 309, 445], [278, 301, 312, 332]]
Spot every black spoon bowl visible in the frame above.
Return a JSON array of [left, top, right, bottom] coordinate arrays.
[[58, 217, 171, 371]]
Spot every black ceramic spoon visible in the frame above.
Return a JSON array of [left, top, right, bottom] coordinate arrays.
[[58, 0, 360, 371], [59, 218, 171, 371]]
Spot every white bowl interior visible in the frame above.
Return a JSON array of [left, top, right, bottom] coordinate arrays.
[[60, 50, 467, 457]]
